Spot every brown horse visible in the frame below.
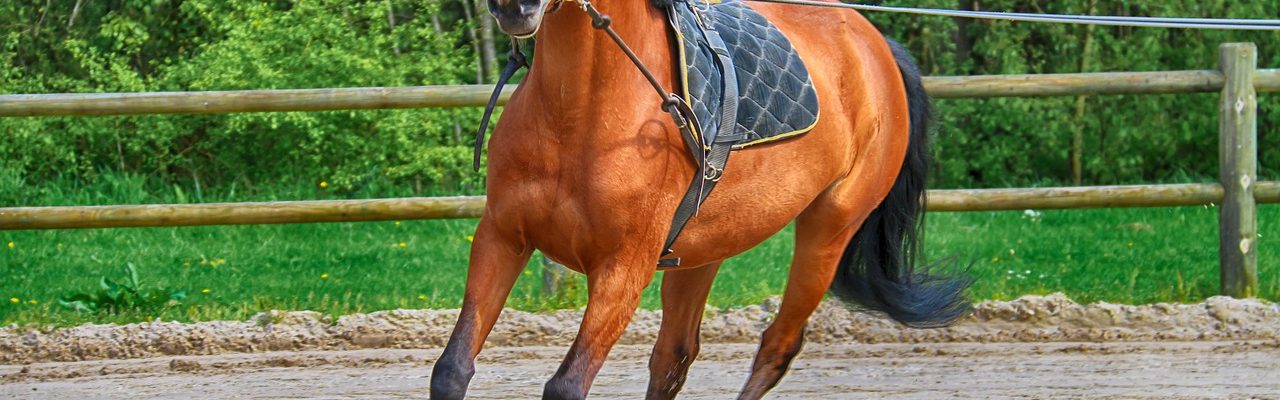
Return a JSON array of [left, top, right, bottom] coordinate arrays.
[[431, 0, 969, 399]]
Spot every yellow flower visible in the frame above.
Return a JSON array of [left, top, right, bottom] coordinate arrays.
[[397, 242, 408, 248], [27, 300, 37, 305], [6, 242, 12, 249], [8, 297, 18, 304], [201, 288, 211, 294], [465, 235, 474, 242], [319, 181, 329, 189], [394, 221, 401, 227], [321, 273, 330, 279], [183, 261, 191, 268], [991, 256, 1001, 263], [417, 294, 427, 301]]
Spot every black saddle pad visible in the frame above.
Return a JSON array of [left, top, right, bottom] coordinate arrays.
[[669, 0, 820, 149]]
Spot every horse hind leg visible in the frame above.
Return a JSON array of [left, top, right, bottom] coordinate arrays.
[[737, 200, 860, 400], [646, 262, 721, 400]]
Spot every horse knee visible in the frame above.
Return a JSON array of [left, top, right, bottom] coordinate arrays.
[[430, 353, 475, 400]]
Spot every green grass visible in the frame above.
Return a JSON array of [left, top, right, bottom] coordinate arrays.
[[1, 175, 1277, 327]]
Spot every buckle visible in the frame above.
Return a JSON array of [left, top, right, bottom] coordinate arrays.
[[703, 164, 723, 181]]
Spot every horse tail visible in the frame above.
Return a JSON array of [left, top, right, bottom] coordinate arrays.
[[827, 38, 971, 328]]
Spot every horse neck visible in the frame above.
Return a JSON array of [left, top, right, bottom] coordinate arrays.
[[527, 2, 672, 119]]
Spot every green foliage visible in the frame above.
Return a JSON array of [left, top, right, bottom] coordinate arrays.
[[2, 0, 1279, 196], [867, 0, 1280, 188], [0, 0, 484, 198], [56, 263, 187, 314]]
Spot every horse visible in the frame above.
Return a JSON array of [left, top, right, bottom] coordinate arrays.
[[431, 0, 970, 398]]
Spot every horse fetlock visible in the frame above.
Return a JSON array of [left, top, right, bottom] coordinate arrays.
[[543, 374, 588, 400], [429, 354, 476, 400]]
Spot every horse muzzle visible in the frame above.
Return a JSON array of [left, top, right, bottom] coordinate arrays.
[[488, 0, 553, 39]]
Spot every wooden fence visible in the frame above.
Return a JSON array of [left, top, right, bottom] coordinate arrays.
[[1, 43, 1275, 297]]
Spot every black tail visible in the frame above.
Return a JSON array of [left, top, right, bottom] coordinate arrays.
[[827, 38, 971, 328]]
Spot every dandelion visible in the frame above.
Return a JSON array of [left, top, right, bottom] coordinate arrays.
[[8, 297, 18, 304], [397, 242, 408, 248], [27, 299, 36, 305], [321, 273, 330, 280], [465, 235, 474, 242], [183, 261, 191, 268], [201, 288, 211, 294], [6, 242, 12, 249], [992, 256, 1001, 263], [394, 221, 401, 227], [418, 294, 427, 301], [319, 181, 329, 189]]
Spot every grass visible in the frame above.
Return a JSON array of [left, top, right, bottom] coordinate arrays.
[[1, 174, 1277, 327]]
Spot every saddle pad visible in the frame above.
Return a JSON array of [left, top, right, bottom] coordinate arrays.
[[670, 0, 820, 148]]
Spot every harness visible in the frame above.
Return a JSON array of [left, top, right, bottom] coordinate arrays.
[[474, 0, 770, 268]]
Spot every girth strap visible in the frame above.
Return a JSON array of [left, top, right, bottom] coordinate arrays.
[[658, 8, 739, 268]]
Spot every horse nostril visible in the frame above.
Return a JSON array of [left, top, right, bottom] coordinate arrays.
[[518, 0, 545, 13]]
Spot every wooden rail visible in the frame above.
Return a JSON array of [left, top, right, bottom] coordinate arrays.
[[4, 183, 1277, 230], [2, 69, 1278, 117], [0, 197, 486, 230]]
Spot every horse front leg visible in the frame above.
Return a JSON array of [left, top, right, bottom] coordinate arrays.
[[430, 217, 532, 400], [645, 263, 721, 400], [543, 255, 657, 400]]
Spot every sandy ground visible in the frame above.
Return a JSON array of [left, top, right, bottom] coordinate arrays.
[[2, 342, 1278, 399], [2, 294, 1279, 398]]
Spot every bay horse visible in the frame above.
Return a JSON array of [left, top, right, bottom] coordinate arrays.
[[431, 0, 970, 398]]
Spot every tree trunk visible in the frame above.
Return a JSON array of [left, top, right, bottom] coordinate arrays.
[[475, 0, 499, 84], [386, 0, 400, 55], [461, 0, 484, 84], [1070, 0, 1097, 185]]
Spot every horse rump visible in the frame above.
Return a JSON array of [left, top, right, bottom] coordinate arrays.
[[827, 38, 971, 329]]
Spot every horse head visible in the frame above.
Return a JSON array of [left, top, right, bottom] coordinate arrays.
[[486, 0, 558, 38]]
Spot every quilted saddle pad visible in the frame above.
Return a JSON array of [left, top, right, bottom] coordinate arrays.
[[668, 0, 820, 149]]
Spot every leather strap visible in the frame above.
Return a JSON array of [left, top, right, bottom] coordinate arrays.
[[474, 39, 528, 171]]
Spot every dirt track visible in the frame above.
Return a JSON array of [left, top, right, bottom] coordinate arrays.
[[2, 294, 1280, 398], [3, 342, 1278, 399]]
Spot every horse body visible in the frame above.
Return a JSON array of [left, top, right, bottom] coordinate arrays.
[[489, 2, 906, 272], [433, 1, 965, 399]]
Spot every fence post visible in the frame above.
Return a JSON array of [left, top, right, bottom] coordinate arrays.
[[1218, 43, 1259, 298]]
